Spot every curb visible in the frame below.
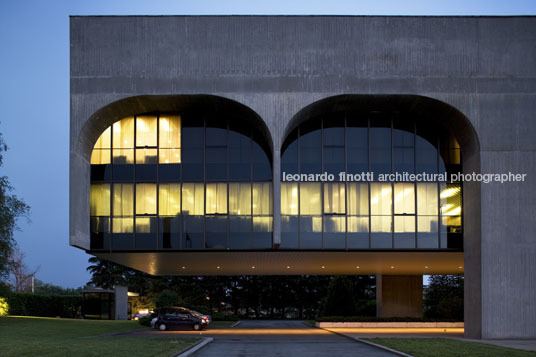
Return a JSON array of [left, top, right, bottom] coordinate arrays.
[[319, 326, 413, 357], [230, 320, 241, 328], [173, 337, 214, 357]]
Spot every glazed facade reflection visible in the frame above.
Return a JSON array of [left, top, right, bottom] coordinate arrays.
[[280, 113, 462, 250], [90, 114, 273, 250]]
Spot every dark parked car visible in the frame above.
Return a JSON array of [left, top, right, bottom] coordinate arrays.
[[155, 307, 204, 331]]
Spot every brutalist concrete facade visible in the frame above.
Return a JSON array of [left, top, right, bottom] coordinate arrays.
[[70, 16, 536, 339]]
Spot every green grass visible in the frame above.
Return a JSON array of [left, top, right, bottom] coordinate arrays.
[[364, 338, 536, 357], [210, 320, 237, 327], [0, 316, 200, 357]]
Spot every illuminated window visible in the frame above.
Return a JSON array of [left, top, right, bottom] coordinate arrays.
[[281, 183, 298, 215], [324, 183, 345, 214], [159, 184, 181, 216], [300, 183, 321, 215], [206, 183, 228, 214], [159, 115, 181, 164], [394, 183, 415, 214], [253, 183, 272, 216], [229, 183, 251, 215], [182, 183, 205, 215], [112, 117, 134, 164], [113, 184, 133, 216], [90, 184, 110, 216], [91, 127, 111, 165], [136, 184, 157, 215]]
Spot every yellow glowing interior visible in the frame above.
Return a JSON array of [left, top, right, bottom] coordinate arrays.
[[159, 184, 181, 216], [90, 115, 181, 165]]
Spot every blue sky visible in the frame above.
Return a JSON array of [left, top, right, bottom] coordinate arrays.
[[1, 0, 535, 288]]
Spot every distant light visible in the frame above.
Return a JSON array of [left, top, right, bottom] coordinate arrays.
[[217, 266, 221, 269], [425, 266, 429, 269], [251, 266, 256, 269], [181, 266, 186, 269], [286, 266, 290, 269], [390, 266, 395, 269], [321, 266, 325, 269], [356, 266, 360, 269], [458, 266, 463, 269]]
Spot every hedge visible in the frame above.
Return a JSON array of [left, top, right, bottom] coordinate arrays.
[[316, 316, 461, 322], [4, 292, 83, 318]]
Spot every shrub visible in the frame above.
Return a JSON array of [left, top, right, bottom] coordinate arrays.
[[5, 293, 82, 318], [316, 316, 460, 322], [0, 297, 8, 316], [210, 312, 239, 321], [138, 315, 153, 327]]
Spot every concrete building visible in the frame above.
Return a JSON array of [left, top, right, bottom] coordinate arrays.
[[70, 16, 536, 339]]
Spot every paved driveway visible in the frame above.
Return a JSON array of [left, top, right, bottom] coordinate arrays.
[[189, 320, 395, 356]]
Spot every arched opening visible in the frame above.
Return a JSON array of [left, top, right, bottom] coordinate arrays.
[[281, 94, 480, 337], [76, 95, 274, 252]]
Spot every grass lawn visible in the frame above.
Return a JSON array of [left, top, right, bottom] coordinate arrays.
[[364, 338, 536, 357], [0, 316, 200, 357]]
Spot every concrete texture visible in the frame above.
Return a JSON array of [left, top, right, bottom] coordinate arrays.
[[113, 285, 128, 320], [377, 275, 423, 318], [70, 16, 536, 339]]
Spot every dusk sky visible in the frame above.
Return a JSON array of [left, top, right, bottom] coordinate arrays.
[[1, 0, 535, 288]]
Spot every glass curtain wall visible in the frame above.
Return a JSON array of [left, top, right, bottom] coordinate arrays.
[[280, 113, 462, 250], [90, 114, 273, 251]]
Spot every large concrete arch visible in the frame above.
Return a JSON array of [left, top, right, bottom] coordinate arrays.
[[70, 94, 273, 250], [281, 94, 482, 338]]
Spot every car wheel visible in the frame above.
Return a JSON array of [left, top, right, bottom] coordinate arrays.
[[159, 323, 167, 331], [193, 323, 201, 331]]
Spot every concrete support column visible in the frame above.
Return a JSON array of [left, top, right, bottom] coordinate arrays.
[[376, 275, 423, 318], [114, 285, 128, 320]]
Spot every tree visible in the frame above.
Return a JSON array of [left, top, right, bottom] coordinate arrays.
[[7, 247, 38, 292], [424, 274, 464, 321], [0, 131, 30, 278], [321, 276, 358, 317]]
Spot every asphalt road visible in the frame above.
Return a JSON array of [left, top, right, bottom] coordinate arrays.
[[119, 320, 396, 356], [188, 320, 395, 357]]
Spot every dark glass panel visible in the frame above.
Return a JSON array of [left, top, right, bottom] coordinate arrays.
[[393, 119, 415, 175], [323, 216, 346, 249], [205, 120, 227, 146], [346, 117, 369, 174], [323, 147, 345, 178], [281, 129, 298, 177], [416, 122, 439, 175], [230, 216, 251, 249], [112, 164, 134, 181], [159, 216, 180, 249], [300, 216, 322, 249], [111, 234, 134, 250], [323, 117, 345, 146], [370, 118, 391, 175], [370, 233, 392, 249], [90, 217, 110, 250], [252, 217, 272, 248], [182, 124, 204, 181], [447, 233, 463, 249], [158, 164, 181, 181], [135, 217, 157, 249], [206, 147, 228, 181], [135, 165, 157, 181], [229, 130, 251, 181], [299, 119, 322, 175], [280, 216, 298, 249], [205, 216, 227, 249], [252, 140, 272, 181], [182, 215, 204, 249], [440, 132, 462, 175], [91, 165, 112, 181]]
